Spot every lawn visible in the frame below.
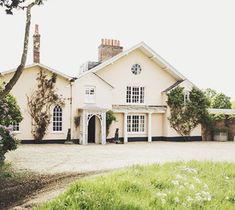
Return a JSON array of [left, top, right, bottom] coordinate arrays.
[[39, 161, 235, 210]]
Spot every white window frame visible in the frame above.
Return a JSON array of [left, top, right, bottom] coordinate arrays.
[[126, 86, 145, 104], [127, 114, 146, 134], [85, 86, 96, 104], [11, 122, 20, 133], [184, 91, 190, 104], [53, 105, 63, 132]]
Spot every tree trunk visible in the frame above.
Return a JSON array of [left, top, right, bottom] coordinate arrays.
[[0, 1, 38, 99]]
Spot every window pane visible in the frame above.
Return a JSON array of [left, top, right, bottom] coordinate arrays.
[[140, 115, 145, 132], [126, 86, 144, 104], [126, 86, 131, 103], [140, 87, 145, 103], [127, 115, 145, 133], [132, 87, 139, 103], [53, 105, 62, 131]]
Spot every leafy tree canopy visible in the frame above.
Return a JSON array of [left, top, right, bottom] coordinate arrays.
[[232, 101, 235, 109], [204, 88, 232, 109], [167, 87, 210, 138], [0, 0, 43, 14]]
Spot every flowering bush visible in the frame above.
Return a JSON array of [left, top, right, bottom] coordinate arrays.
[[0, 126, 18, 162], [0, 82, 22, 163]]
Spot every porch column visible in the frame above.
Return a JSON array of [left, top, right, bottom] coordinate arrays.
[[82, 111, 87, 145], [124, 112, 128, 143], [148, 112, 152, 142], [101, 112, 106, 145]]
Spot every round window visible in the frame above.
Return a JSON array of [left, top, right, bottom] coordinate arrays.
[[131, 64, 142, 75]]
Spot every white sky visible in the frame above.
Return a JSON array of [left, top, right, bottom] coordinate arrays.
[[0, 0, 235, 100]]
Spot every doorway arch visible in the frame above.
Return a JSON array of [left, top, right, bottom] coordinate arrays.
[[80, 109, 106, 145], [88, 114, 102, 144]]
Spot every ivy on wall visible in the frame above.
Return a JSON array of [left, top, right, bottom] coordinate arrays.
[[27, 69, 64, 142]]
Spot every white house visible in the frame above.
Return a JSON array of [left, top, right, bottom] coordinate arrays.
[[0, 25, 201, 144]]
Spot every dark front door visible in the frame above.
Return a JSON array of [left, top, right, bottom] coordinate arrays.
[[88, 116, 96, 143]]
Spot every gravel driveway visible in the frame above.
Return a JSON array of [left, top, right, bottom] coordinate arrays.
[[6, 142, 235, 174]]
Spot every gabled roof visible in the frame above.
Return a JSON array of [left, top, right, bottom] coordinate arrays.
[[93, 73, 114, 88], [0, 63, 73, 81], [78, 42, 189, 81], [162, 80, 184, 93]]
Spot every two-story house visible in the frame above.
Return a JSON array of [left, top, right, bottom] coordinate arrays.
[[0, 25, 201, 144]]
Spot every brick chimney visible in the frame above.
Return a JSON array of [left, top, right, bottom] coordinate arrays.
[[98, 39, 123, 62], [33, 24, 40, 63]]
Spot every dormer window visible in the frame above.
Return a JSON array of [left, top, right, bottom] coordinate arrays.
[[184, 91, 190, 103], [85, 86, 96, 103]]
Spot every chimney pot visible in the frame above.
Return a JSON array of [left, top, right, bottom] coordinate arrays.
[[98, 38, 123, 62]]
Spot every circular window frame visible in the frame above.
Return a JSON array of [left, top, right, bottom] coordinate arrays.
[[131, 63, 142, 75]]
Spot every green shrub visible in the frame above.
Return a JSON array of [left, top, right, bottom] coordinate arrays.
[[0, 82, 22, 163], [0, 126, 18, 163]]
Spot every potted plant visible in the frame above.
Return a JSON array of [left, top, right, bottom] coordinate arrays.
[[213, 127, 229, 141]]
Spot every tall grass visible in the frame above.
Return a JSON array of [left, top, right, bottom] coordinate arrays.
[[39, 161, 235, 210]]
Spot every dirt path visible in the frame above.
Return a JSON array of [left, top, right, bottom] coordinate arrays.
[[3, 171, 101, 210]]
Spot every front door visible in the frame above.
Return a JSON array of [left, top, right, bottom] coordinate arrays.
[[88, 115, 96, 143]]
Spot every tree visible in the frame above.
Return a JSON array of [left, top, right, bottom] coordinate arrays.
[[0, 81, 23, 163], [27, 69, 64, 142], [202, 89, 232, 141], [0, 0, 44, 99], [212, 93, 231, 109], [167, 87, 210, 139], [204, 88, 217, 106], [204, 88, 232, 109], [232, 102, 235, 109]]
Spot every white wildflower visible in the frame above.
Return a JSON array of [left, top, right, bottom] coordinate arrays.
[[225, 196, 229, 200], [186, 196, 193, 202], [171, 180, 179, 185], [195, 194, 202, 201], [203, 184, 208, 190], [225, 176, 229, 180], [176, 174, 186, 180], [184, 182, 189, 186], [174, 197, 180, 203], [182, 166, 198, 174], [182, 202, 186, 206], [189, 184, 195, 190], [160, 198, 166, 204], [157, 192, 167, 197], [193, 177, 202, 184], [179, 185, 184, 190], [201, 191, 211, 201]]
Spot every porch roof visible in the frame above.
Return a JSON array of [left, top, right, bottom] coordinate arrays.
[[79, 105, 108, 111], [209, 109, 235, 115], [112, 105, 167, 113]]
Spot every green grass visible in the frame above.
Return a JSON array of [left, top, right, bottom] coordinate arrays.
[[39, 161, 235, 210], [0, 162, 21, 182]]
